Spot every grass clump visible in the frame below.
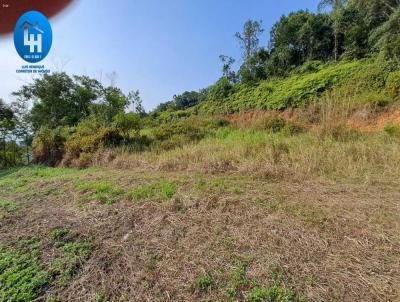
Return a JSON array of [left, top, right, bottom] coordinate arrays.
[[0, 247, 49, 302], [127, 180, 177, 201], [76, 180, 124, 205], [384, 124, 400, 137], [127, 184, 155, 200], [0, 199, 18, 213], [227, 261, 252, 298], [246, 286, 294, 302], [49, 228, 93, 286], [160, 181, 177, 199], [194, 274, 213, 291]]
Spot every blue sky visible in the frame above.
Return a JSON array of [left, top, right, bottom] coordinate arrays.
[[0, 0, 320, 110]]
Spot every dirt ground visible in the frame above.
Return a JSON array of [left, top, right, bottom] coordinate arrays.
[[0, 167, 399, 302]]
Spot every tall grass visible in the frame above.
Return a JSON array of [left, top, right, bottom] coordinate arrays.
[[111, 126, 400, 184]]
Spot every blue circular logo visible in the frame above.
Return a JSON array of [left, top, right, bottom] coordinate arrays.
[[14, 11, 52, 63]]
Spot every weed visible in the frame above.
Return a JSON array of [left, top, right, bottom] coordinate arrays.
[[145, 253, 162, 271], [49, 228, 93, 285], [159, 181, 177, 199], [223, 237, 236, 249], [195, 274, 213, 291], [227, 261, 252, 298], [246, 286, 294, 302], [0, 247, 49, 302], [196, 179, 209, 192], [127, 180, 177, 201], [127, 184, 155, 200], [19, 236, 41, 251], [0, 199, 18, 213], [384, 124, 400, 137], [45, 295, 58, 302], [76, 180, 124, 205], [95, 292, 106, 302], [50, 240, 93, 285], [233, 187, 243, 195]]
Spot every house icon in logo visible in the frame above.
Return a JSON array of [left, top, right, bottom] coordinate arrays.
[[20, 20, 44, 53]]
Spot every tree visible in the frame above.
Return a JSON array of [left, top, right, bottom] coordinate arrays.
[[239, 48, 269, 84], [128, 90, 145, 115], [318, 0, 348, 60], [207, 78, 233, 101], [268, 11, 334, 74], [11, 96, 32, 163], [90, 86, 130, 124], [12, 73, 95, 131], [235, 20, 264, 61], [219, 55, 238, 83], [0, 99, 15, 167], [370, 7, 400, 60], [153, 91, 204, 112], [113, 112, 142, 139]]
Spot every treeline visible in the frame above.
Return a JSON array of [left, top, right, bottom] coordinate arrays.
[[0, 0, 399, 169], [154, 0, 400, 112], [0, 73, 147, 168]]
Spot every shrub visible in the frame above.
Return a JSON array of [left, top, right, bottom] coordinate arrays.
[[113, 112, 142, 138], [150, 116, 228, 151], [386, 71, 400, 100], [207, 78, 234, 101], [261, 116, 287, 133], [64, 127, 123, 167], [32, 127, 69, 167]]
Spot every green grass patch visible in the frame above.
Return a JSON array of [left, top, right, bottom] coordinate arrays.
[[127, 184, 156, 200], [0, 166, 85, 194], [227, 260, 253, 298], [246, 286, 294, 302], [384, 124, 400, 137], [194, 274, 213, 291], [48, 228, 94, 286], [160, 181, 177, 199], [127, 180, 177, 201], [76, 180, 124, 205], [0, 246, 49, 302], [0, 199, 18, 213]]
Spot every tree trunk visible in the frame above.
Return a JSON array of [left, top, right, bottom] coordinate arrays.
[[334, 31, 338, 61], [26, 141, 29, 164]]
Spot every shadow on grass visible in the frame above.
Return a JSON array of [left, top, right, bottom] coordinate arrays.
[[0, 165, 31, 179]]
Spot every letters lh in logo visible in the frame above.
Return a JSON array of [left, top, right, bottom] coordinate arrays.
[[14, 11, 52, 63], [21, 21, 43, 53]]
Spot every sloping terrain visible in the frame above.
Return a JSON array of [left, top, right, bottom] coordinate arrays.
[[0, 165, 399, 302]]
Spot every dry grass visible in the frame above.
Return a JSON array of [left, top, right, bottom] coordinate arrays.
[[2, 99, 400, 301], [0, 166, 399, 301], [109, 128, 400, 185]]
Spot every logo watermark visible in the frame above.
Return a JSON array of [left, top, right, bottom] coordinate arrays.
[[14, 10, 52, 73]]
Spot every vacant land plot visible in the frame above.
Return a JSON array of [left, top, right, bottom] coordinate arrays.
[[0, 165, 399, 302]]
